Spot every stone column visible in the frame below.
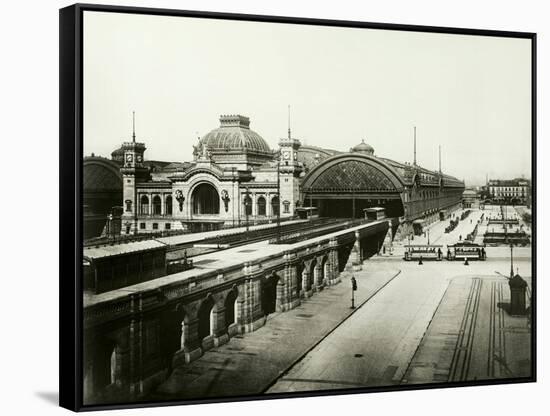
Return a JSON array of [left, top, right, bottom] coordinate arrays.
[[328, 238, 340, 285], [212, 303, 229, 347], [128, 294, 143, 398], [300, 268, 310, 298], [181, 318, 202, 363], [241, 263, 265, 333], [314, 262, 323, 290], [252, 192, 257, 219], [275, 277, 285, 312]]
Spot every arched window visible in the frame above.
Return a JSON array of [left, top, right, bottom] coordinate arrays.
[[192, 183, 220, 215], [271, 196, 280, 216], [283, 200, 290, 214], [165, 195, 173, 216], [244, 194, 252, 216], [152, 195, 162, 215], [140, 195, 149, 215], [257, 196, 266, 216], [125, 199, 132, 212]]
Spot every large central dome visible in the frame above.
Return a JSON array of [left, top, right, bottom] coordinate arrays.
[[199, 115, 272, 155]]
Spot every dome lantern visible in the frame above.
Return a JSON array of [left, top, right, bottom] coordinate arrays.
[[196, 114, 273, 167], [350, 139, 375, 155]]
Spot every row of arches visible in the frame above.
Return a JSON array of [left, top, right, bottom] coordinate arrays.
[[243, 195, 280, 216], [139, 195, 173, 216], [86, 250, 343, 402]]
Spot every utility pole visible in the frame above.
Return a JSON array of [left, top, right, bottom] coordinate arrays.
[[510, 243, 514, 278], [132, 111, 138, 235], [276, 152, 281, 243], [232, 167, 236, 228], [352, 189, 356, 219], [413, 126, 417, 166]]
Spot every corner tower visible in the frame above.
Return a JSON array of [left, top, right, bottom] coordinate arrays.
[[278, 106, 303, 216], [120, 113, 149, 234]]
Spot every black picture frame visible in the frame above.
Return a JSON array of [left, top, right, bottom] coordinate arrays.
[[60, 3, 537, 412]]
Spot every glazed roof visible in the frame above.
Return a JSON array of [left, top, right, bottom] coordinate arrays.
[[83, 157, 123, 192], [199, 115, 272, 155]]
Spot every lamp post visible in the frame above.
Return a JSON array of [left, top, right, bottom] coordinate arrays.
[[427, 228, 430, 245], [232, 167, 236, 228], [245, 186, 250, 238], [352, 188, 356, 219]]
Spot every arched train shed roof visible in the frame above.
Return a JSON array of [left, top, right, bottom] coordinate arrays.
[[301, 153, 463, 193], [83, 157, 123, 192], [301, 153, 406, 193]]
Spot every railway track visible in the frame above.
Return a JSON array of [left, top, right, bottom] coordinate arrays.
[[448, 278, 482, 382], [166, 218, 352, 263]]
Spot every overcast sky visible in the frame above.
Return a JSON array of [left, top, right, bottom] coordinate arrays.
[[83, 11, 532, 186]]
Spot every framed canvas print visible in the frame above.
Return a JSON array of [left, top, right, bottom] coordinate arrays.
[[59, 3, 536, 411]]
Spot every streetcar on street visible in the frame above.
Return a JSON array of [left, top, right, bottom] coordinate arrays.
[[447, 242, 487, 261], [403, 244, 444, 261]]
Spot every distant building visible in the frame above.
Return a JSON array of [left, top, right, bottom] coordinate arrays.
[[462, 189, 480, 208], [486, 178, 530, 204]]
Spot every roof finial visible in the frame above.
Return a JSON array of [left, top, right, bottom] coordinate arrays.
[[132, 111, 136, 142], [413, 126, 417, 166], [287, 104, 291, 139]]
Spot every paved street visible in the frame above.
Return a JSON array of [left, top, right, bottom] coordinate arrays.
[[151, 207, 532, 399], [152, 262, 401, 400]]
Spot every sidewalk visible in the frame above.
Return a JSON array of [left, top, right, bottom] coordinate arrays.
[[150, 263, 401, 401]]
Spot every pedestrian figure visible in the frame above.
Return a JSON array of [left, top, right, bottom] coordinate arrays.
[[437, 247, 442, 260], [418, 255, 423, 265], [464, 257, 469, 265], [447, 248, 451, 260]]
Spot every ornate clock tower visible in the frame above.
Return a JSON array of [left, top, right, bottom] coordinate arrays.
[[278, 111, 303, 217], [120, 113, 149, 234]]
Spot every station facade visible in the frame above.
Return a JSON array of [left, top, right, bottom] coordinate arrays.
[[86, 113, 464, 238]]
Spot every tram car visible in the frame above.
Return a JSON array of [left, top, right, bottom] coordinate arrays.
[[296, 207, 319, 220], [403, 244, 444, 261], [364, 207, 386, 221], [447, 242, 486, 261]]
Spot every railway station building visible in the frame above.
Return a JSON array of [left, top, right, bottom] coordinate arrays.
[[84, 113, 464, 239]]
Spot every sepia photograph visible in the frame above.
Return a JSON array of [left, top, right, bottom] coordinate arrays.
[[65, 4, 535, 410]]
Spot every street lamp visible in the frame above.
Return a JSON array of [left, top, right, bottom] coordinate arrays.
[[427, 228, 430, 245], [245, 186, 250, 238], [232, 167, 236, 228]]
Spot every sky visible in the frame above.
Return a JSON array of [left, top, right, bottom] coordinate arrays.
[[83, 11, 532, 186]]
